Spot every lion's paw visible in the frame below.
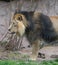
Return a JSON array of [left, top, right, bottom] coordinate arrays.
[[29, 55, 37, 60]]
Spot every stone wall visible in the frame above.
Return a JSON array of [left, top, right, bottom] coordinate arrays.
[[17, 0, 58, 16]]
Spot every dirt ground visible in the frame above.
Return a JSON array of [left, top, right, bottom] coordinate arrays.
[[0, 44, 58, 61]]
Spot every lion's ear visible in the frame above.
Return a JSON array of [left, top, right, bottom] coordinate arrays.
[[18, 15, 22, 21]]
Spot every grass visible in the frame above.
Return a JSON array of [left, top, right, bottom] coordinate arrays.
[[0, 59, 58, 65]]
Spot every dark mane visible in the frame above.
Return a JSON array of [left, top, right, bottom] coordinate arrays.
[[39, 14, 57, 42], [15, 11, 57, 43]]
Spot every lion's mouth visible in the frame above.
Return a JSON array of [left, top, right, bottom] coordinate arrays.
[[9, 32, 15, 34], [11, 32, 15, 34]]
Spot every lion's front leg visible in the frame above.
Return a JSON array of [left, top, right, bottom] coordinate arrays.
[[30, 40, 41, 60]]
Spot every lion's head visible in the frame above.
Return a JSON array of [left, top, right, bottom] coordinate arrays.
[[8, 13, 28, 36]]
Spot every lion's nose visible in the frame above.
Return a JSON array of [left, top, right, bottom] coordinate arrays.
[[8, 29, 11, 31]]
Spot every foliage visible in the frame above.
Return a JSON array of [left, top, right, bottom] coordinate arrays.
[[0, 59, 58, 65]]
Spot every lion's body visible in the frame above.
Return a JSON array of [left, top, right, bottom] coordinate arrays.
[[9, 11, 58, 60]]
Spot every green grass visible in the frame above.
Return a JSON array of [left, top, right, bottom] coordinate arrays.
[[0, 59, 58, 65]]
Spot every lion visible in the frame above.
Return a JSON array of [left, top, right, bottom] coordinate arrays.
[[8, 11, 58, 60]]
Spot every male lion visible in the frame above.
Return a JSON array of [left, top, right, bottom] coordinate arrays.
[[8, 11, 58, 60]]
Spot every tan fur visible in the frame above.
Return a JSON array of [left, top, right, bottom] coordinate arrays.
[[8, 14, 28, 36], [30, 40, 41, 60], [33, 12, 41, 19], [17, 21, 25, 36], [50, 16, 58, 32], [13, 14, 28, 27]]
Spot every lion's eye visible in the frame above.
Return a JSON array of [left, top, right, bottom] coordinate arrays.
[[18, 16, 22, 21], [13, 23, 17, 27]]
